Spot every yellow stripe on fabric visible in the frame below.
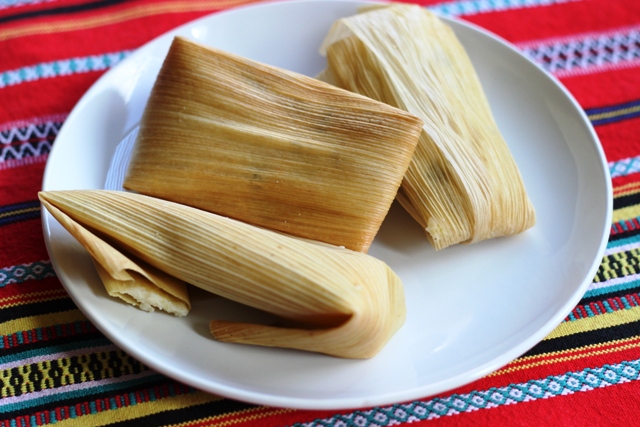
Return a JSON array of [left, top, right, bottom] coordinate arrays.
[[614, 181, 640, 198], [612, 204, 640, 223], [166, 407, 296, 427], [0, 0, 263, 41], [46, 391, 223, 427], [545, 305, 640, 340], [596, 248, 640, 282], [0, 207, 39, 219], [588, 104, 640, 122], [489, 336, 640, 377], [1, 349, 147, 398], [0, 289, 68, 309], [0, 309, 86, 336]]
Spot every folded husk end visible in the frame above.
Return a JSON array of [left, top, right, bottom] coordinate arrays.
[[39, 191, 191, 317]]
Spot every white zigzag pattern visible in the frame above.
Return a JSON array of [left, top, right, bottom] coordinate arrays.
[[521, 27, 640, 74], [0, 120, 61, 145], [0, 120, 62, 163], [1, 140, 51, 161]]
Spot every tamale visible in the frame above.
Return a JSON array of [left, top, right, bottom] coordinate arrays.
[[124, 36, 423, 253], [319, 5, 536, 250], [39, 190, 406, 359], [39, 193, 190, 316]]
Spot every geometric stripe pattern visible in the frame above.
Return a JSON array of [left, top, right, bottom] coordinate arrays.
[[290, 358, 640, 426], [594, 248, 640, 284], [613, 181, 640, 198], [0, 320, 96, 351], [609, 156, 640, 179], [0, 50, 131, 89], [592, 248, 640, 284], [0, 288, 69, 311], [2, 0, 640, 426], [605, 237, 640, 257], [2, 380, 196, 427], [565, 293, 640, 322], [0, 349, 148, 400], [427, 0, 578, 17], [586, 99, 640, 126], [493, 336, 640, 377], [610, 217, 640, 237], [584, 274, 640, 299], [0, 118, 62, 164], [518, 25, 640, 77], [0, 118, 62, 145], [0, 261, 54, 288], [0, 200, 41, 227]]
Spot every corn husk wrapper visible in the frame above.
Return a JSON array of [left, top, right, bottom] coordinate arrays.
[[123, 36, 423, 253], [39, 190, 406, 359], [318, 5, 536, 250], [39, 192, 190, 316]]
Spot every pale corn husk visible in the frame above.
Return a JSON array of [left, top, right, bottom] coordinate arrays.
[[318, 5, 536, 250], [39, 190, 406, 359], [39, 193, 190, 316], [123, 36, 423, 253]]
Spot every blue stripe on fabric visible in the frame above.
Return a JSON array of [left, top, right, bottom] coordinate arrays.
[[0, 338, 110, 365], [607, 234, 640, 250], [583, 279, 640, 299]]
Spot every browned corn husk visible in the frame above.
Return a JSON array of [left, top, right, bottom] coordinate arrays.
[[123, 36, 423, 253], [39, 190, 406, 359], [319, 5, 536, 250]]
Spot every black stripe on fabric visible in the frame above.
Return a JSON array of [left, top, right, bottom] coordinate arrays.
[[0, 200, 41, 228], [0, 200, 40, 214], [0, 298, 78, 323], [609, 227, 640, 242], [0, 209, 41, 227], [522, 318, 640, 358], [594, 249, 640, 284], [614, 192, 640, 210], [103, 398, 257, 427], [0, 333, 108, 359], [0, 376, 169, 421], [0, 0, 133, 25]]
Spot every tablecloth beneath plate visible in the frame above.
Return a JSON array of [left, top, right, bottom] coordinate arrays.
[[1, 0, 639, 425]]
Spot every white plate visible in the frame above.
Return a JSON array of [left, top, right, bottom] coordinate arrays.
[[41, 0, 612, 410]]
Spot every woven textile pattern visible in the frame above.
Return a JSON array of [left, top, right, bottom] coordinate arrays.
[[1, 0, 640, 425]]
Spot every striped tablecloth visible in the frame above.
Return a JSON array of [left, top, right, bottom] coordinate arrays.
[[1, 0, 639, 425]]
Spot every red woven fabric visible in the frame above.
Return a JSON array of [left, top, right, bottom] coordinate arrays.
[[1, 0, 639, 425]]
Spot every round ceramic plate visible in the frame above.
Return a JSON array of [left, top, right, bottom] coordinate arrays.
[[41, 0, 612, 410]]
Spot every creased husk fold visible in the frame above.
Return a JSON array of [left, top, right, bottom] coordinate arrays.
[[318, 5, 536, 250], [123, 36, 423, 253], [39, 190, 406, 359], [39, 193, 190, 316]]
